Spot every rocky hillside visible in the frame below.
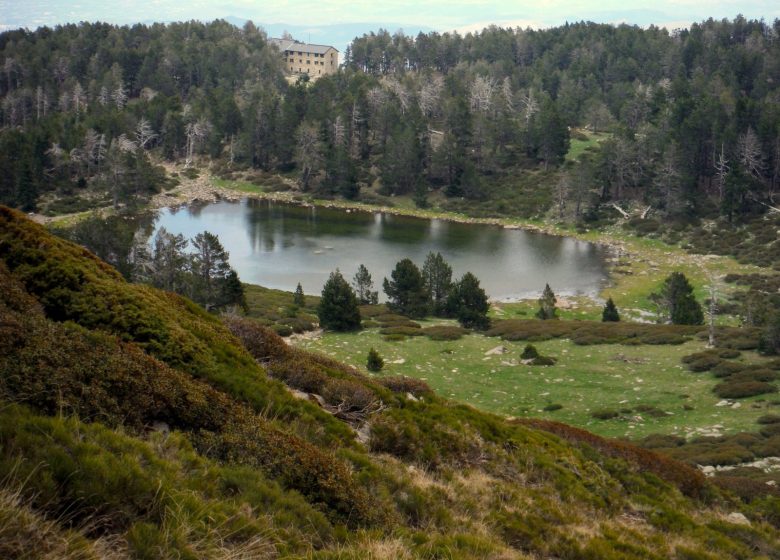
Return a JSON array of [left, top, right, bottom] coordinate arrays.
[[0, 205, 778, 558]]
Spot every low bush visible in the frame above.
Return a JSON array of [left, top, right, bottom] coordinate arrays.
[[380, 326, 424, 336], [714, 381, 778, 399], [730, 369, 778, 383], [322, 378, 377, 410], [223, 315, 290, 362], [714, 476, 780, 501], [421, 325, 468, 341], [711, 361, 746, 378], [485, 319, 698, 346], [757, 414, 780, 425], [521, 344, 540, 359], [378, 376, 433, 397], [531, 356, 557, 366], [591, 409, 620, 420], [383, 333, 407, 342], [687, 355, 723, 372], [544, 403, 563, 412], [518, 419, 707, 498]]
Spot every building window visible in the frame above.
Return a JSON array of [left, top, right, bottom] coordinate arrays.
[[307, 60, 310, 64]]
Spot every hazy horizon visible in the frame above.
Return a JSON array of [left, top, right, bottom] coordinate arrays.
[[1, 1, 778, 54]]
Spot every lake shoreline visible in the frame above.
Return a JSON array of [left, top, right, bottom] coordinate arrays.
[[43, 165, 759, 319]]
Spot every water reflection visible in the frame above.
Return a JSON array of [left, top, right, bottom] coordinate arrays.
[[150, 199, 608, 300]]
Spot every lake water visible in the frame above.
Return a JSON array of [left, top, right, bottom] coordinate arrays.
[[151, 198, 609, 301]]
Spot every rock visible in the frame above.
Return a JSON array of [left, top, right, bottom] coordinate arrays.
[[699, 465, 716, 476], [406, 392, 419, 402], [485, 345, 507, 356], [725, 512, 750, 526], [151, 421, 170, 435]]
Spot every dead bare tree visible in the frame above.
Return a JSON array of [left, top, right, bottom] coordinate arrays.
[[185, 118, 211, 167], [72, 82, 87, 115], [418, 75, 443, 117], [134, 118, 157, 150], [737, 127, 765, 180], [714, 143, 730, 202], [294, 122, 323, 191], [469, 75, 496, 113], [112, 81, 128, 109], [383, 77, 410, 114]]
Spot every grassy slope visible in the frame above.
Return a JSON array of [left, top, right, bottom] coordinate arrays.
[[2, 206, 780, 558]]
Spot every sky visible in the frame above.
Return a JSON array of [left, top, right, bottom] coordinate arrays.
[[1, 0, 778, 52]]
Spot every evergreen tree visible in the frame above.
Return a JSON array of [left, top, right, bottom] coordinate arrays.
[[446, 272, 490, 330], [294, 282, 305, 306], [602, 297, 620, 322], [536, 284, 558, 320], [650, 272, 704, 325], [383, 258, 429, 318], [353, 264, 379, 305], [366, 347, 384, 372], [318, 269, 361, 331], [190, 231, 233, 311], [759, 313, 780, 355], [148, 227, 190, 293], [422, 252, 453, 316], [220, 270, 247, 311]]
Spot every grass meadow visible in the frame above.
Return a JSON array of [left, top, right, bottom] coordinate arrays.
[[296, 320, 779, 440]]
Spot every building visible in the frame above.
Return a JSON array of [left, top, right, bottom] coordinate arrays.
[[269, 38, 339, 78]]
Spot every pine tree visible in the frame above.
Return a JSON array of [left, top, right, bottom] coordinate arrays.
[[446, 272, 490, 330], [650, 272, 703, 325], [318, 269, 361, 331], [191, 231, 233, 311], [293, 282, 305, 306], [366, 347, 384, 372], [383, 258, 429, 318], [536, 284, 558, 320], [353, 264, 378, 305], [422, 252, 452, 316], [220, 270, 247, 311], [602, 297, 620, 322]]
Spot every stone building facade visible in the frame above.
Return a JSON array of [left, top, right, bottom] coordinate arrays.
[[269, 38, 339, 78]]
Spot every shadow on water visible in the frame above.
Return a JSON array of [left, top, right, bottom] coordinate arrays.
[[150, 199, 609, 300]]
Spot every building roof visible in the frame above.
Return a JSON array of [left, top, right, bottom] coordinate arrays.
[[269, 37, 339, 54]]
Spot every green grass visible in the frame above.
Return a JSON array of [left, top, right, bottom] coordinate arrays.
[[297, 323, 777, 440], [565, 130, 610, 162]]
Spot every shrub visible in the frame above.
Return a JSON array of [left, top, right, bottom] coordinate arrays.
[[531, 356, 557, 366], [383, 333, 407, 342], [367, 348, 384, 372], [711, 361, 745, 378], [714, 381, 778, 399], [714, 476, 780, 501], [421, 325, 468, 341], [521, 344, 540, 360], [730, 369, 778, 383], [380, 326, 424, 336], [321, 378, 377, 410], [544, 403, 563, 411], [686, 354, 723, 372], [519, 419, 706, 498], [273, 324, 294, 337], [757, 414, 780, 425], [591, 409, 620, 420], [378, 376, 433, 397], [223, 315, 290, 362]]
